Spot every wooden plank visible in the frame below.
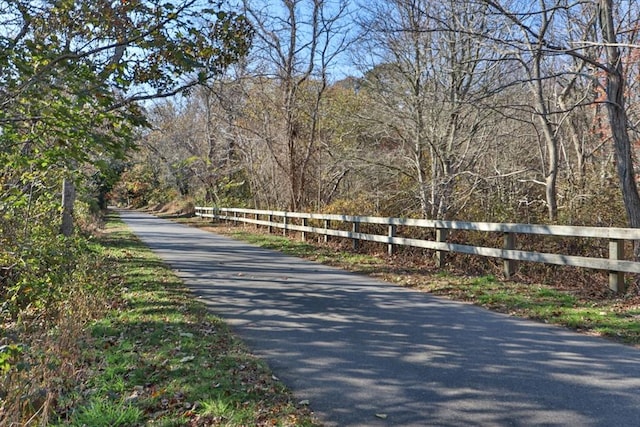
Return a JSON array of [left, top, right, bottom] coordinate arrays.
[[283, 212, 288, 236], [289, 225, 640, 274], [302, 218, 308, 242], [388, 224, 396, 256], [324, 220, 330, 243], [436, 228, 448, 268], [352, 222, 359, 250]]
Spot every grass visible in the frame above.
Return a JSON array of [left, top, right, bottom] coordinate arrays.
[[45, 214, 319, 426], [421, 276, 640, 343], [179, 217, 640, 346], [70, 399, 143, 426]]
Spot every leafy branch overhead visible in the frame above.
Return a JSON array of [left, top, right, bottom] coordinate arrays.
[[1, 0, 253, 119]]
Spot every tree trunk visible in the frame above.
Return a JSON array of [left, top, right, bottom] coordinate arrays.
[[60, 178, 75, 236], [532, 38, 558, 222], [599, 0, 640, 230]]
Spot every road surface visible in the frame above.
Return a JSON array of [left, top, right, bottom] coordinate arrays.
[[118, 209, 640, 426]]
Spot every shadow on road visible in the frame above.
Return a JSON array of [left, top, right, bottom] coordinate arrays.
[[119, 210, 640, 427]]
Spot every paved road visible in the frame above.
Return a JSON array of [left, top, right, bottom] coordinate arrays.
[[118, 210, 640, 426]]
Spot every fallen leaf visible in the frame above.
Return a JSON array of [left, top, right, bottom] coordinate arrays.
[[375, 413, 388, 419], [124, 391, 140, 404], [179, 356, 195, 363], [298, 399, 310, 406]]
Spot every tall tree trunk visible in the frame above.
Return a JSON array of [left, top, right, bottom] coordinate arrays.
[[531, 16, 558, 223], [538, 114, 558, 222], [599, 0, 640, 230]]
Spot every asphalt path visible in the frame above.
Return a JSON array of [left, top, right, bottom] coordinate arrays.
[[118, 209, 640, 426]]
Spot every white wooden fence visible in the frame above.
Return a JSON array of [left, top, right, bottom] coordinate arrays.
[[195, 206, 640, 293]]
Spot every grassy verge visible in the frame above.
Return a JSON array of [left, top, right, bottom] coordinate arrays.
[[178, 218, 640, 347], [52, 214, 318, 426]]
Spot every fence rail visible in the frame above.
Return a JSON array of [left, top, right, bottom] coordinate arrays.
[[195, 206, 640, 293]]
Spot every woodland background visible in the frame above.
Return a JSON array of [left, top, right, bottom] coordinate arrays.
[[113, 0, 640, 231]]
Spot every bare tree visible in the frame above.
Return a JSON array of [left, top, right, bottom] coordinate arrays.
[[482, 0, 640, 229], [241, 0, 352, 210], [354, 0, 502, 219], [597, 0, 640, 229]]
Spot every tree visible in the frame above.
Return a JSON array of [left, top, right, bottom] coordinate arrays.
[[354, 0, 502, 219], [597, 0, 640, 229], [1, 0, 252, 232], [241, 0, 352, 210], [1, 0, 252, 308], [481, 0, 640, 228], [130, 83, 251, 208]]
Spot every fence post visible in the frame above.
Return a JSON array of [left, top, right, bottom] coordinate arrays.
[[268, 214, 273, 234], [324, 219, 330, 243], [388, 224, 396, 256], [609, 239, 626, 293], [352, 221, 360, 250], [302, 218, 308, 242], [283, 213, 288, 236], [503, 232, 516, 279], [255, 213, 259, 229], [436, 228, 448, 268]]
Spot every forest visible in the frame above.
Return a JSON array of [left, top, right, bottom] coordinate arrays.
[[2, 0, 640, 423], [114, 0, 640, 231]]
